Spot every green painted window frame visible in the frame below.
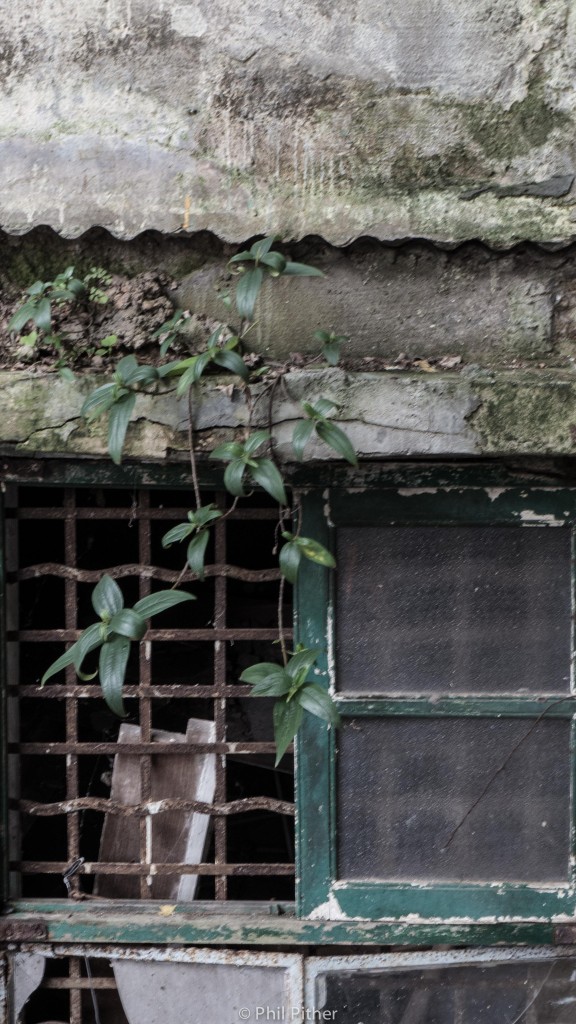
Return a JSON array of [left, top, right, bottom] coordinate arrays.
[[296, 482, 576, 924], [2, 460, 576, 946]]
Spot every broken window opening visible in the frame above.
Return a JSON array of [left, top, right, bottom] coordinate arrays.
[[7, 484, 295, 903]]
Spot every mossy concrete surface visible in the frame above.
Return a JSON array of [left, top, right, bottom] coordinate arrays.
[[1, 0, 576, 243], [3, 368, 576, 463]]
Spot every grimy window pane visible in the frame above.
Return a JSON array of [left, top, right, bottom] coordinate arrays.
[[315, 959, 576, 1024], [337, 718, 571, 882], [336, 526, 571, 693]]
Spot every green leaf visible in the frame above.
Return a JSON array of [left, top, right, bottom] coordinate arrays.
[[316, 420, 358, 466], [224, 460, 247, 497], [243, 430, 270, 456], [236, 267, 264, 320], [211, 441, 244, 462], [323, 339, 341, 366], [66, 277, 87, 299], [133, 589, 195, 618], [92, 575, 124, 619], [296, 536, 336, 569], [176, 351, 212, 395], [99, 636, 131, 717], [297, 683, 341, 725], [251, 674, 292, 697], [260, 251, 286, 274], [228, 250, 253, 265], [33, 297, 52, 332], [240, 663, 286, 684], [115, 355, 139, 383], [213, 349, 249, 379], [123, 364, 159, 386], [241, 663, 291, 697], [27, 281, 46, 297], [159, 335, 174, 358], [72, 622, 105, 672], [81, 382, 118, 420], [109, 609, 147, 642], [273, 700, 303, 765], [58, 367, 75, 383], [162, 522, 194, 547], [282, 262, 324, 277], [313, 398, 339, 418], [152, 312, 184, 338], [251, 459, 287, 505], [313, 330, 331, 344], [279, 540, 302, 584], [187, 530, 210, 579], [192, 504, 222, 528], [292, 419, 315, 461], [108, 392, 136, 465], [286, 648, 319, 683], [250, 235, 277, 259], [40, 644, 77, 687], [8, 302, 38, 333]]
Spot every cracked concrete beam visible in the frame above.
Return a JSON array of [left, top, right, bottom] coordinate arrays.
[[2, 368, 576, 462]]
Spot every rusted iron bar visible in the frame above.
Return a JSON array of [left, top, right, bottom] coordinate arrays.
[[15, 563, 282, 583], [15, 685, 256, 698], [16, 862, 295, 876], [41, 978, 117, 990], [14, 507, 279, 520], [18, 796, 295, 817], [14, 628, 290, 641], [14, 742, 281, 755]]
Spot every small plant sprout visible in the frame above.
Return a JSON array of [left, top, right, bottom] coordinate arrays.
[[240, 648, 340, 765], [81, 354, 162, 465], [152, 310, 188, 357], [40, 576, 194, 716], [279, 532, 336, 584], [228, 235, 324, 321], [211, 430, 287, 505], [162, 504, 223, 580], [162, 327, 248, 394], [314, 329, 348, 366], [292, 398, 358, 466]]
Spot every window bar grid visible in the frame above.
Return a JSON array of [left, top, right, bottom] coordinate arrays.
[[8, 486, 295, 898]]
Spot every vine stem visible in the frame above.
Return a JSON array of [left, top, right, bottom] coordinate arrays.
[[187, 385, 201, 511]]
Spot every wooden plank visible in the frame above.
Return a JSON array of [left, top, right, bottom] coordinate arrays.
[[96, 720, 215, 900]]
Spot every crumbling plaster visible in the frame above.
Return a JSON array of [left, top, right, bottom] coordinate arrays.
[[2, 0, 576, 243]]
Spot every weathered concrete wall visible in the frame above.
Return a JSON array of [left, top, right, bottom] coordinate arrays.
[[3, 368, 576, 461], [2, 0, 576, 243], [4, 232, 576, 369], [177, 243, 576, 365]]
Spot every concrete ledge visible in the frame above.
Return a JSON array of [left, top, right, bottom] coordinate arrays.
[[2, 367, 576, 462]]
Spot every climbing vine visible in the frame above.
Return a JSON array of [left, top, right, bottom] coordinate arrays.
[[11, 236, 357, 764]]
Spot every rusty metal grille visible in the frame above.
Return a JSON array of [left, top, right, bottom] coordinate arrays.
[[6, 485, 295, 902]]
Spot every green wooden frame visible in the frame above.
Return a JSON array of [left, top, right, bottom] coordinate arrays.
[[3, 460, 576, 945], [296, 483, 576, 925]]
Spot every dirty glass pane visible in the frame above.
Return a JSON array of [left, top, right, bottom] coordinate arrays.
[[336, 526, 571, 693], [337, 718, 570, 882], [314, 958, 576, 1024]]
